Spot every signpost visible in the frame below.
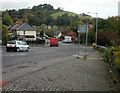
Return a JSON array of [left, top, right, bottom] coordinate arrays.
[[77, 25, 88, 59]]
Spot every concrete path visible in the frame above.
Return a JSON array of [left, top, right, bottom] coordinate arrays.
[[3, 50, 112, 91]]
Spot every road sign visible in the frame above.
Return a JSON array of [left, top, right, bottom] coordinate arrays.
[[77, 25, 89, 59], [78, 25, 88, 33]]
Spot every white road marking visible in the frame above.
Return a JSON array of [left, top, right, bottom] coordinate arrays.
[[4, 53, 27, 57], [87, 58, 103, 60], [19, 54, 27, 56], [73, 55, 84, 58], [73, 55, 103, 59], [10, 55, 13, 56]]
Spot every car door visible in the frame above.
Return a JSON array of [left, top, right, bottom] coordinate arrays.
[[21, 41, 27, 51]]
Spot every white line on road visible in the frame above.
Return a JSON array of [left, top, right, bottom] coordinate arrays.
[[4, 53, 27, 57], [73, 55, 103, 60], [19, 54, 27, 56]]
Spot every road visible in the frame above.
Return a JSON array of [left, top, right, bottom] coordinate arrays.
[[2, 42, 93, 82]]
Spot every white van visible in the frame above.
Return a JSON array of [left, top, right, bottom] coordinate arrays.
[[62, 36, 72, 43]]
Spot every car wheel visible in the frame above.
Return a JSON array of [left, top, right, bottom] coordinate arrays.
[[26, 48, 29, 52], [6, 48, 9, 52], [16, 48, 20, 52]]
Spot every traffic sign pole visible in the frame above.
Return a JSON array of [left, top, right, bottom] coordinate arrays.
[[77, 25, 88, 59]]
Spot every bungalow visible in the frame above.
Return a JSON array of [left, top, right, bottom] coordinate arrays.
[[54, 31, 62, 38], [62, 30, 77, 41], [54, 30, 77, 41], [10, 23, 37, 41]]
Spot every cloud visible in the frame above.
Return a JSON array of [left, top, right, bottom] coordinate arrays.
[[1, 2, 31, 10], [0, 0, 119, 18]]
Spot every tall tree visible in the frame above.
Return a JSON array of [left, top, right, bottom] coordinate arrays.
[[2, 25, 10, 45], [70, 21, 84, 33], [2, 14, 13, 26]]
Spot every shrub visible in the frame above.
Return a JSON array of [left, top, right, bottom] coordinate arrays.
[[114, 51, 120, 69], [104, 46, 120, 70]]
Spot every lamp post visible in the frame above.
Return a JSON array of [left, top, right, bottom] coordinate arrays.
[[87, 12, 98, 46]]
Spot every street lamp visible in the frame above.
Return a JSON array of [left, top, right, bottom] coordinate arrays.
[[87, 12, 98, 46]]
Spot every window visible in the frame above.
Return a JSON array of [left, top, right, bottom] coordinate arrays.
[[17, 42, 22, 45], [21, 41, 26, 45], [8, 41, 16, 44], [23, 31, 25, 35]]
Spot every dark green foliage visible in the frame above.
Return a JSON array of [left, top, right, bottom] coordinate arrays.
[[55, 13, 70, 26], [2, 4, 86, 27], [88, 31, 95, 43], [104, 17, 117, 32], [40, 30, 44, 38], [28, 16, 42, 26], [70, 21, 84, 34], [2, 12, 13, 26], [2, 25, 11, 45], [32, 4, 54, 11]]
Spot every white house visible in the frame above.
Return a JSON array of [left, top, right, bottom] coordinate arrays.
[[10, 23, 37, 41]]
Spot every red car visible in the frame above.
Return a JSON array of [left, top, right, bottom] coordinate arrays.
[[50, 38, 59, 47]]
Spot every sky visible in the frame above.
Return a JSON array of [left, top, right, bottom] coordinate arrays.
[[0, 0, 120, 19]]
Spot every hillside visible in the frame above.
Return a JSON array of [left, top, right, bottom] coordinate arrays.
[[51, 11, 92, 19], [2, 4, 93, 26], [51, 11, 81, 19]]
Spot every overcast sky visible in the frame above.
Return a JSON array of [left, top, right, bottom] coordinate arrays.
[[0, 0, 120, 18]]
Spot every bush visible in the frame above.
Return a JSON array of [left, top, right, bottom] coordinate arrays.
[[114, 51, 120, 69], [104, 46, 120, 70]]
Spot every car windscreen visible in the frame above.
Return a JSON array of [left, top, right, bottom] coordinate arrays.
[[8, 41, 16, 44]]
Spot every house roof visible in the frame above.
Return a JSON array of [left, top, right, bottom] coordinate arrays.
[[54, 31, 62, 35], [10, 24, 21, 31], [62, 30, 76, 34], [16, 23, 37, 31]]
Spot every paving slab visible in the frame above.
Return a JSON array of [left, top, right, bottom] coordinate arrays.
[[2, 50, 112, 91]]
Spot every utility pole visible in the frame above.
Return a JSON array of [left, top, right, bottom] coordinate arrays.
[[87, 12, 98, 46]]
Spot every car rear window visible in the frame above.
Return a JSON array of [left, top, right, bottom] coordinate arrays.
[[17, 42, 22, 45], [8, 41, 16, 44], [21, 42, 26, 45]]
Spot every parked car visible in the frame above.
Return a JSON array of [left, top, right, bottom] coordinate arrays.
[[50, 38, 58, 47], [6, 40, 29, 52]]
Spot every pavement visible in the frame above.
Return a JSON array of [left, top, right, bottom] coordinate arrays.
[[2, 49, 114, 91]]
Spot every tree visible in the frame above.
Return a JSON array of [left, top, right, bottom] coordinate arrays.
[[28, 16, 41, 26], [70, 21, 84, 34], [2, 14, 13, 26], [0, 21, 2, 40], [55, 13, 70, 26], [32, 4, 54, 11], [2, 25, 11, 45], [22, 15, 28, 23], [118, 16, 120, 44], [104, 16, 117, 32]]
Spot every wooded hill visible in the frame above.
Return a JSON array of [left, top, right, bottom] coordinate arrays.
[[2, 4, 92, 26]]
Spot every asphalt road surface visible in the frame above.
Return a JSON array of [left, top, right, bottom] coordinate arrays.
[[2, 42, 93, 82]]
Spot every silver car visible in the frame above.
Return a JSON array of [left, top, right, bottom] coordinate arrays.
[[6, 40, 29, 52]]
